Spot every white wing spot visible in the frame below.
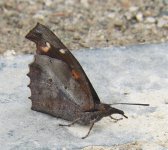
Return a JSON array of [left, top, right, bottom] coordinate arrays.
[[41, 42, 51, 52], [59, 49, 66, 54], [46, 42, 51, 48]]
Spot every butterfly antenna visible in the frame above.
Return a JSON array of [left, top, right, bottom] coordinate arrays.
[[111, 103, 149, 106]]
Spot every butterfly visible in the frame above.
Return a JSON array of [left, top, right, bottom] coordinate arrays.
[[26, 23, 149, 139]]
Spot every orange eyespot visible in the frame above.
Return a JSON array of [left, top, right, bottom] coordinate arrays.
[[71, 69, 80, 80]]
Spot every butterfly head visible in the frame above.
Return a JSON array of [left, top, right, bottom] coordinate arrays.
[[96, 103, 128, 118]]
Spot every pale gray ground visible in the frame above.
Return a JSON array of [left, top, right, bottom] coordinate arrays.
[[0, 43, 168, 149]]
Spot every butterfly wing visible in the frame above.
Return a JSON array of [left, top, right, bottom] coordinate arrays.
[[26, 23, 100, 112], [28, 55, 91, 119]]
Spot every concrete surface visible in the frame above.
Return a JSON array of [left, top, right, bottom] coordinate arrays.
[[0, 43, 168, 149]]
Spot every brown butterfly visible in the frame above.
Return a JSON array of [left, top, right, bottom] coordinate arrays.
[[26, 23, 149, 139]]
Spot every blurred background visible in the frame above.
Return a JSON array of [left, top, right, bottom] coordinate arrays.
[[0, 0, 168, 54]]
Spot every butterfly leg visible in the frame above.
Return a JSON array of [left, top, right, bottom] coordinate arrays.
[[82, 121, 95, 139], [59, 118, 80, 127], [109, 116, 123, 121]]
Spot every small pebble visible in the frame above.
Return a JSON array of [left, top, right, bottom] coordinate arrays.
[[146, 17, 156, 23], [33, 14, 44, 20], [129, 6, 139, 12], [157, 17, 168, 28], [44, 0, 52, 6], [136, 12, 143, 22]]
